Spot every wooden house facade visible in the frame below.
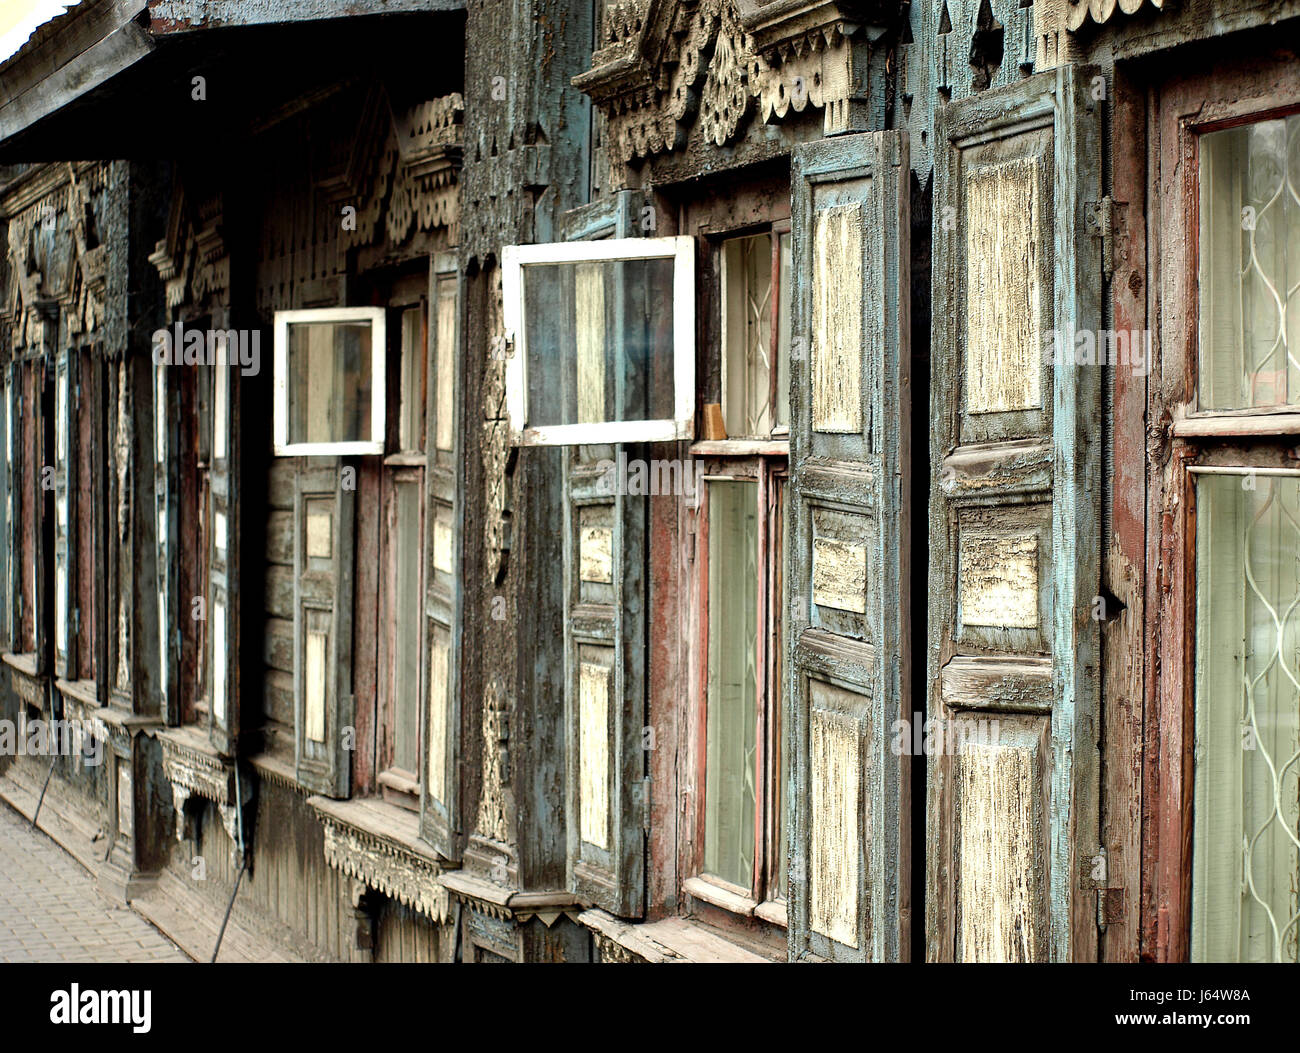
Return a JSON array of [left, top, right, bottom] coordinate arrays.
[[0, 0, 1297, 963]]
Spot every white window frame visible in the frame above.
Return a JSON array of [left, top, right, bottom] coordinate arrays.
[[273, 307, 387, 456], [502, 236, 695, 446]]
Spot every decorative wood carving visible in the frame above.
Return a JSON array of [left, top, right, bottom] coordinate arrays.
[[476, 677, 511, 843], [317, 805, 450, 923], [576, 0, 905, 170]]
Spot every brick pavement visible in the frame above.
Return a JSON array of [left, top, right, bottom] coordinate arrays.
[[0, 801, 189, 963]]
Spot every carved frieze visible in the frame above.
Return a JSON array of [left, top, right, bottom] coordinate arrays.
[[317, 807, 450, 924], [576, 0, 905, 168]]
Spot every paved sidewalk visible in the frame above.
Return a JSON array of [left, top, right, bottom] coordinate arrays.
[[0, 802, 189, 963]]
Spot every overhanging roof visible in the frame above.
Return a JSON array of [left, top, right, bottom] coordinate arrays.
[[0, 0, 465, 161]]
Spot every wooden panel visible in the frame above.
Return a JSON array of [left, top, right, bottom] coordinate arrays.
[[959, 532, 1039, 629], [811, 537, 867, 614], [426, 627, 450, 805], [964, 157, 1044, 414], [578, 659, 611, 849], [809, 699, 862, 948], [954, 724, 1048, 962], [810, 203, 863, 434], [575, 262, 606, 424], [305, 627, 327, 743], [579, 525, 613, 584]]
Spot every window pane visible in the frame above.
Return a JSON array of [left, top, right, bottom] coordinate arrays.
[[287, 321, 374, 444], [722, 234, 774, 438], [1192, 474, 1300, 962], [398, 307, 425, 452], [1199, 117, 1300, 410], [393, 479, 423, 773], [434, 276, 457, 453], [522, 257, 675, 427], [705, 478, 758, 890]]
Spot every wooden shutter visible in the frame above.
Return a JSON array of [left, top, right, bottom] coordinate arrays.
[[788, 130, 912, 961], [561, 192, 647, 918], [208, 363, 239, 755], [928, 65, 1103, 962], [52, 349, 77, 679], [1, 366, 11, 653], [294, 462, 356, 797], [153, 361, 177, 722], [420, 252, 465, 858]]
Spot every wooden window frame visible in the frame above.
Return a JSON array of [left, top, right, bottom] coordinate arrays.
[[1144, 56, 1300, 962], [272, 306, 387, 457], [718, 221, 791, 441], [689, 455, 788, 919], [501, 235, 696, 446]]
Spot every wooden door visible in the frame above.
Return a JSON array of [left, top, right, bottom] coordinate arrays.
[[928, 65, 1103, 962], [787, 129, 912, 962]]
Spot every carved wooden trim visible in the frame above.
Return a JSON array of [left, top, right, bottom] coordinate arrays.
[[311, 797, 451, 923]]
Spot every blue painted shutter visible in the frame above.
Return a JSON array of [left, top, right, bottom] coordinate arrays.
[[420, 252, 465, 859], [293, 462, 356, 797], [788, 130, 912, 961], [561, 192, 647, 918], [928, 65, 1103, 962], [209, 363, 239, 756]]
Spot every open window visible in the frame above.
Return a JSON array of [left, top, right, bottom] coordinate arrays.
[[273, 307, 386, 456], [502, 236, 695, 445]]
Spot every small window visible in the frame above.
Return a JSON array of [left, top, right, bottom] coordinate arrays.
[[1199, 115, 1300, 411], [502, 236, 695, 445], [273, 307, 386, 455], [695, 462, 788, 911], [397, 306, 427, 453], [721, 229, 791, 438]]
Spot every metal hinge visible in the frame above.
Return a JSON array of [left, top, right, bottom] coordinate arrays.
[[634, 777, 652, 834], [1082, 845, 1125, 932], [1085, 196, 1126, 284]]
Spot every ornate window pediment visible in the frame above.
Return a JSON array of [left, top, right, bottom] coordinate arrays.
[[575, 0, 908, 164]]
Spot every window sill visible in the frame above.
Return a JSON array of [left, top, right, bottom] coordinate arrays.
[[689, 439, 789, 457], [683, 875, 757, 917], [578, 908, 780, 963], [54, 678, 100, 710], [376, 768, 420, 810], [2, 652, 41, 678], [753, 898, 787, 929], [1173, 410, 1300, 439]]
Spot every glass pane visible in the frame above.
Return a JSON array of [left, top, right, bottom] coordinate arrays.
[[286, 321, 374, 444], [705, 478, 759, 890], [722, 234, 774, 438], [1192, 474, 1300, 962], [398, 307, 425, 452], [1199, 116, 1300, 410], [434, 277, 457, 452], [213, 363, 228, 460], [776, 231, 792, 433], [523, 257, 676, 427], [393, 479, 423, 773]]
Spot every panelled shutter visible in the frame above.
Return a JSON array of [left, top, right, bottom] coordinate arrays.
[[419, 251, 465, 859], [927, 65, 1102, 962], [33, 356, 50, 677], [562, 191, 647, 918], [788, 130, 912, 961], [52, 349, 77, 679], [293, 462, 356, 797], [209, 363, 239, 756], [1, 366, 12, 653], [153, 361, 176, 722]]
